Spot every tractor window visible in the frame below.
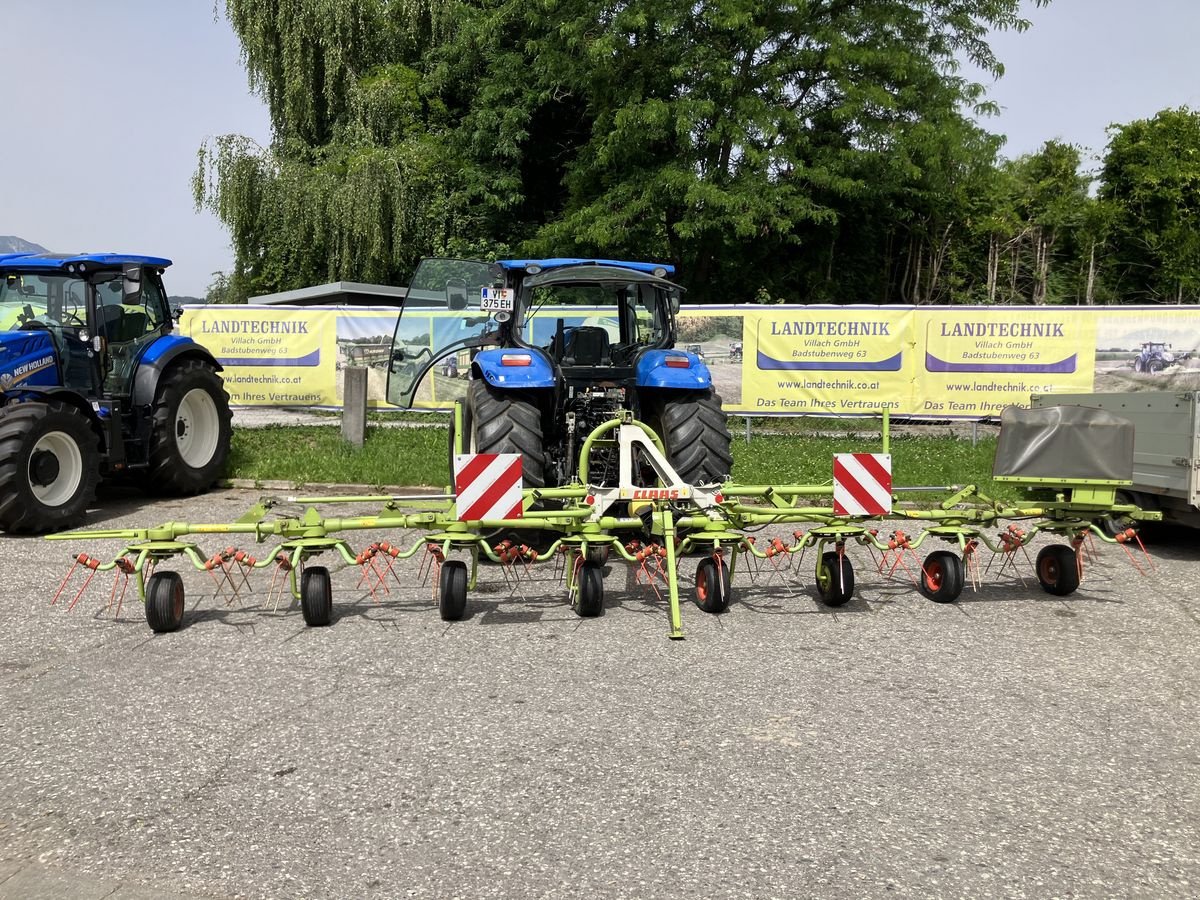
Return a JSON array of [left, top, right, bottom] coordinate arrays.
[[519, 281, 669, 352], [97, 270, 166, 394]]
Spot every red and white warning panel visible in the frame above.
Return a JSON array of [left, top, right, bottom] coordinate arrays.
[[454, 453, 524, 521], [833, 453, 893, 517]]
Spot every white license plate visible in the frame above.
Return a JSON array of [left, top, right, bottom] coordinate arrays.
[[480, 287, 514, 312]]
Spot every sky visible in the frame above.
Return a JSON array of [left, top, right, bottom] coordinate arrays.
[[3, 0, 1199, 297]]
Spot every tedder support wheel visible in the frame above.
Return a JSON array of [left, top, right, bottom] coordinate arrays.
[[918, 550, 965, 603], [694, 557, 732, 614], [645, 389, 733, 485], [816, 550, 854, 607], [585, 544, 610, 567], [147, 359, 233, 496], [0, 400, 101, 534], [1036, 545, 1080, 596], [575, 562, 604, 617], [467, 379, 545, 487], [300, 566, 333, 627], [145, 570, 186, 633], [438, 560, 469, 621]]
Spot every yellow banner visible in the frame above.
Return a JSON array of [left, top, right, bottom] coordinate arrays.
[[181, 303, 1200, 416]]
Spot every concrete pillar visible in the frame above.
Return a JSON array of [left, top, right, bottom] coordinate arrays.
[[342, 367, 368, 448]]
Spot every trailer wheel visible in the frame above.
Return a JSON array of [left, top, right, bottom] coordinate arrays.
[[300, 566, 333, 627], [1036, 545, 1080, 596], [468, 380, 545, 487], [816, 550, 854, 607], [438, 560, 468, 621], [917, 550, 965, 603], [695, 557, 732, 613], [645, 389, 733, 485], [575, 562, 604, 617], [0, 401, 100, 534], [147, 359, 232, 495], [145, 571, 186, 633]]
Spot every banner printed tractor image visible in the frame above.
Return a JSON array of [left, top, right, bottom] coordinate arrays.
[[0, 253, 232, 533], [1132, 341, 1191, 374], [385, 257, 733, 492]]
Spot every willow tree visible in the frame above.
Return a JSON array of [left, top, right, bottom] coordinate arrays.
[[198, 0, 1049, 301]]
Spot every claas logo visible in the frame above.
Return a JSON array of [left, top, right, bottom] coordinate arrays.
[[631, 488, 682, 500]]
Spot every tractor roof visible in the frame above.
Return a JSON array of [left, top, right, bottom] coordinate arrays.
[[498, 258, 674, 276], [0, 252, 172, 271]]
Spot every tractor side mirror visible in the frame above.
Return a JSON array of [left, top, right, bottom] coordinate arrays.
[[669, 292, 681, 315], [122, 264, 143, 306], [446, 279, 468, 311]]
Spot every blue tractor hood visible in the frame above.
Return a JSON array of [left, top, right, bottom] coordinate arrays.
[[0, 330, 60, 390]]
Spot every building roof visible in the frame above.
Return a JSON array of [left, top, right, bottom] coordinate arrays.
[[250, 281, 408, 305]]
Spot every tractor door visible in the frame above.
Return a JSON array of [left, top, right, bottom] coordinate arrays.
[[97, 266, 169, 396], [385, 258, 496, 408]]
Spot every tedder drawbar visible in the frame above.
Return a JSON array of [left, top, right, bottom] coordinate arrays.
[[47, 404, 1159, 639]]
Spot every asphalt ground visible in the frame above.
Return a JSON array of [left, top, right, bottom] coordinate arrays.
[[1, 486, 1198, 899]]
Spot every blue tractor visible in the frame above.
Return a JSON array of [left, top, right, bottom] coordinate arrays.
[[386, 258, 732, 488], [0, 253, 232, 533]]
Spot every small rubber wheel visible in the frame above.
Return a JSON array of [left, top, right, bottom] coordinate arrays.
[[300, 566, 333, 627], [816, 550, 854, 607], [575, 562, 604, 617], [438, 560, 468, 621], [1036, 545, 1080, 596], [145, 571, 185, 633], [585, 544, 610, 567], [695, 557, 732, 613], [918, 550, 965, 603]]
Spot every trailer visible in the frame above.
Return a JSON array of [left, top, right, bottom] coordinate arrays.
[[1032, 391, 1200, 529]]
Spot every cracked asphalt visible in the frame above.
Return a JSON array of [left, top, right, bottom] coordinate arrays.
[[1, 486, 1198, 898]]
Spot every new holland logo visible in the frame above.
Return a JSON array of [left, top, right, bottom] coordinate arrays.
[[1, 355, 54, 388]]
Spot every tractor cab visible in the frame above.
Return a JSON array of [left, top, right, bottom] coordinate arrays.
[[0, 254, 174, 398], [387, 257, 731, 489]]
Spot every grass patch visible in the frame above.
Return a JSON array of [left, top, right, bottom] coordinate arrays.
[[228, 425, 449, 487], [228, 423, 1012, 499]]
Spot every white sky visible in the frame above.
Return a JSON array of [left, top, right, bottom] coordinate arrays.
[[3, 0, 1198, 297]]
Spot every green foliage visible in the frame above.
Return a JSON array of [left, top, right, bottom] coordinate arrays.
[[1098, 107, 1200, 303], [200, 0, 1058, 304]]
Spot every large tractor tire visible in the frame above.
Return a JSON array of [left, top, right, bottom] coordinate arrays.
[[0, 400, 101, 534], [645, 389, 733, 485], [466, 379, 546, 488], [147, 359, 233, 496]]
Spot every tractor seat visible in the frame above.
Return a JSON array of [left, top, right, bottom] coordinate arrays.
[[562, 326, 611, 366]]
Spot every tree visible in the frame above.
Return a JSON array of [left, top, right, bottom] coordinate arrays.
[[1098, 107, 1200, 304], [197, 0, 1050, 302]]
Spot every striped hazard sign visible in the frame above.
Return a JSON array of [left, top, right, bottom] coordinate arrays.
[[833, 453, 892, 517], [454, 453, 524, 521]]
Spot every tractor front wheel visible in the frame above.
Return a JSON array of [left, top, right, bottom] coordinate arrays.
[[147, 359, 233, 495], [0, 401, 100, 533]]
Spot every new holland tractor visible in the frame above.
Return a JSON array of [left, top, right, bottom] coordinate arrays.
[[386, 257, 732, 490], [0, 253, 232, 533]]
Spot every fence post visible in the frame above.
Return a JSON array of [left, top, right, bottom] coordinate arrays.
[[342, 367, 368, 448], [745, 416, 751, 444]]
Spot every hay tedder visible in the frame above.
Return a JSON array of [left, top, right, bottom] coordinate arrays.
[[48, 403, 1159, 639]]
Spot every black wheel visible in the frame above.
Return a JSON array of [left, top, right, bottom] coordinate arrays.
[[1036, 545, 1080, 596], [575, 562, 604, 617], [815, 550, 854, 607], [643, 388, 733, 484], [1134, 358, 1145, 373], [438, 560, 468, 621], [147, 359, 233, 495], [918, 550, 965, 603], [694, 557, 732, 613], [300, 566, 333, 626], [468, 379, 545, 487], [1148, 359, 1164, 374], [145, 570, 186, 633], [0, 401, 100, 533]]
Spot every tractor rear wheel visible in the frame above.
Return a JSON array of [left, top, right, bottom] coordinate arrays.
[[644, 389, 733, 485], [147, 359, 232, 495], [0, 401, 100, 533], [467, 380, 545, 487]]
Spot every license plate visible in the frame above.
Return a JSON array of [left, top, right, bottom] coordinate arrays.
[[480, 287, 514, 312]]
